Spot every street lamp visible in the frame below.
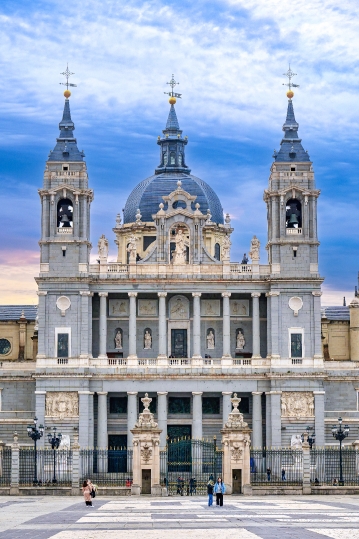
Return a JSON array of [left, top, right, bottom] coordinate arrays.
[[301, 426, 316, 449], [331, 417, 350, 486], [47, 427, 62, 484], [26, 417, 44, 485]]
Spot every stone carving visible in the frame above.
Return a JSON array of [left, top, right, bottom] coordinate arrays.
[[114, 329, 122, 349], [231, 444, 243, 461], [206, 330, 215, 349], [288, 296, 303, 317], [172, 229, 187, 265], [109, 299, 129, 316], [201, 300, 220, 317], [224, 213, 231, 228], [56, 296, 71, 317], [249, 235, 260, 262], [135, 393, 158, 428], [225, 393, 248, 429], [135, 208, 142, 223], [59, 434, 71, 449], [144, 330, 152, 350], [141, 443, 152, 463], [236, 330, 245, 350], [169, 296, 189, 320], [205, 209, 212, 225], [281, 392, 314, 418], [291, 434, 303, 449], [230, 300, 249, 317], [127, 234, 139, 263], [115, 213, 122, 229], [98, 234, 109, 259], [45, 392, 79, 418], [138, 300, 157, 316], [221, 235, 231, 261]]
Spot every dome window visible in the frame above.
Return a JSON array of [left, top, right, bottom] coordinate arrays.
[[170, 152, 176, 165], [214, 243, 221, 260], [172, 200, 187, 210], [178, 153, 183, 166], [57, 198, 73, 228], [163, 152, 168, 166]]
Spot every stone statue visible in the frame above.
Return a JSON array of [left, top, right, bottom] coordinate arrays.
[[172, 229, 187, 265], [249, 235, 260, 262], [135, 208, 142, 223], [115, 330, 122, 349], [291, 434, 303, 449], [205, 209, 212, 225], [221, 235, 231, 261], [207, 330, 215, 350], [241, 253, 249, 264], [236, 330, 245, 350], [144, 330, 152, 349], [98, 234, 108, 259], [224, 213, 231, 228], [115, 213, 122, 229], [127, 234, 138, 263], [59, 434, 71, 449]]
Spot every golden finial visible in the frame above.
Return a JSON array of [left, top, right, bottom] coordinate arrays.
[[164, 74, 182, 104], [60, 64, 77, 99], [283, 64, 299, 100]]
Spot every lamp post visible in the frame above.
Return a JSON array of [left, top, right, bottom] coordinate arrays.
[[47, 427, 62, 484], [26, 417, 44, 485], [302, 426, 316, 449], [332, 417, 349, 486]]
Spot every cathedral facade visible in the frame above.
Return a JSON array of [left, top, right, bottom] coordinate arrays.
[[1, 83, 359, 451]]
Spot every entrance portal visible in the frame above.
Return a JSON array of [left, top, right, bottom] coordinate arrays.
[[232, 469, 242, 494], [171, 329, 187, 357], [142, 469, 151, 494]]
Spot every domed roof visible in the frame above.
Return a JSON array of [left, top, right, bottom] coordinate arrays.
[[124, 172, 224, 224]]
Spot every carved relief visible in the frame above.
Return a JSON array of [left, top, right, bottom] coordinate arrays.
[[45, 392, 79, 418], [230, 300, 249, 317], [138, 300, 157, 316], [281, 392, 314, 418], [201, 300, 220, 317], [169, 296, 189, 320], [141, 443, 152, 463], [109, 299, 129, 317], [231, 444, 243, 461]]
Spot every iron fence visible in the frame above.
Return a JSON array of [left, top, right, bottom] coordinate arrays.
[[80, 448, 133, 487], [165, 438, 223, 495], [250, 449, 303, 485], [19, 448, 72, 486], [0, 447, 11, 486], [310, 447, 359, 486]]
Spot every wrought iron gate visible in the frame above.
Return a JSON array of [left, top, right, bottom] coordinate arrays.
[[162, 438, 223, 495]]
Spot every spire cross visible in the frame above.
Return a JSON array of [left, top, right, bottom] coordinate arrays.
[[59, 64, 77, 91], [282, 65, 300, 91], [164, 74, 182, 99]]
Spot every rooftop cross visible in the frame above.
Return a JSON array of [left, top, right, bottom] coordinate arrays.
[[282, 65, 299, 99], [164, 74, 182, 104], [59, 64, 77, 98]]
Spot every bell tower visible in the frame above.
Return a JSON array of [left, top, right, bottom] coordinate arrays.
[[264, 67, 320, 278], [38, 67, 93, 277]]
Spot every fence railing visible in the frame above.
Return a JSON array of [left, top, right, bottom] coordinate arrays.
[[80, 449, 133, 487], [310, 448, 359, 486], [19, 448, 72, 486], [0, 447, 11, 486], [250, 449, 303, 485]]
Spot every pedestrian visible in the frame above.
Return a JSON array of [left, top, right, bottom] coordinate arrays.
[[214, 477, 226, 507], [266, 467, 271, 481], [314, 477, 320, 486], [82, 480, 93, 507], [207, 478, 214, 506], [189, 477, 197, 495], [281, 468, 286, 481]]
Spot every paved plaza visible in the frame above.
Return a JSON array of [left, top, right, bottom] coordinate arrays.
[[0, 496, 359, 538]]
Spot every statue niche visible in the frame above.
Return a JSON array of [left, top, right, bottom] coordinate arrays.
[[206, 328, 215, 350], [144, 328, 152, 349], [170, 225, 189, 265], [236, 328, 245, 350]]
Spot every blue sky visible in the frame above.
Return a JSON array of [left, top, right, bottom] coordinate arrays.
[[0, 0, 358, 304]]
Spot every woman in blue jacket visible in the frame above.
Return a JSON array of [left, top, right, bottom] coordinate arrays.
[[213, 477, 226, 506]]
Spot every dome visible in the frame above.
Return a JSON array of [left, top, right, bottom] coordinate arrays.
[[124, 172, 224, 224]]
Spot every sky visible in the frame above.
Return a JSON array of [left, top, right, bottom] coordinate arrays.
[[0, 0, 358, 306]]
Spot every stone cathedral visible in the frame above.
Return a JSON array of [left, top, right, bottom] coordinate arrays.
[[1, 74, 359, 452]]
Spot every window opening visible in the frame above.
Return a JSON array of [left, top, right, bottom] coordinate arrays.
[[57, 198, 73, 228], [291, 333, 303, 357], [214, 243, 221, 260], [286, 198, 302, 229]]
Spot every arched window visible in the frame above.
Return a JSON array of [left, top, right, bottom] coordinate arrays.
[[214, 243, 221, 260], [178, 153, 183, 166], [172, 200, 187, 209], [170, 152, 176, 165], [57, 198, 73, 228], [286, 198, 302, 229], [163, 152, 168, 166]]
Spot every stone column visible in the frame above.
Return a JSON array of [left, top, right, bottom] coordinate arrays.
[[192, 293, 202, 359], [35, 390, 46, 448], [269, 291, 280, 361], [157, 293, 167, 359], [98, 292, 108, 359], [265, 392, 271, 447], [222, 292, 232, 358], [127, 392, 138, 447], [270, 391, 282, 447], [128, 292, 138, 359], [266, 293, 271, 358], [80, 291, 91, 359], [313, 391, 325, 446], [222, 392, 232, 427], [97, 392, 108, 448], [251, 292, 261, 358], [36, 291, 47, 359], [350, 298, 359, 361], [252, 392, 263, 448], [78, 391, 92, 448], [192, 392, 203, 440], [312, 291, 323, 366], [157, 392, 168, 449]]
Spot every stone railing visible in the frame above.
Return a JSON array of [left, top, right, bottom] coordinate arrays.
[[230, 264, 252, 273], [57, 227, 73, 234], [286, 228, 302, 235]]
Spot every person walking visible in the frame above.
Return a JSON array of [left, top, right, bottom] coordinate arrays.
[[82, 480, 94, 507], [281, 468, 286, 481], [214, 477, 226, 507], [266, 467, 271, 482], [207, 478, 214, 506]]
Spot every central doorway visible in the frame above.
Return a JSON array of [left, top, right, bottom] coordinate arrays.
[[171, 329, 187, 357], [142, 469, 151, 494]]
